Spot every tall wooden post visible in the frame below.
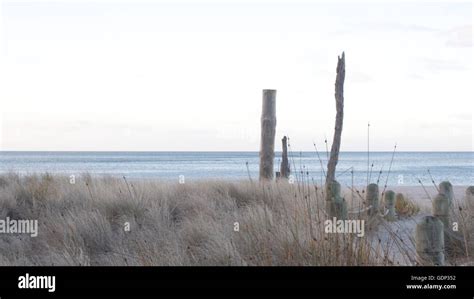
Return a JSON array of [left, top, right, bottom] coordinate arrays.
[[259, 89, 277, 181], [280, 136, 290, 179]]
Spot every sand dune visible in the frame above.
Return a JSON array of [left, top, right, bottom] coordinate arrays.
[[0, 173, 472, 266]]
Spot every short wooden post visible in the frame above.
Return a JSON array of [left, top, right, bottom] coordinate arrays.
[[466, 186, 474, 209], [280, 136, 290, 179], [433, 192, 454, 255], [259, 89, 277, 181], [438, 181, 453, 207], [415, 216, 445, 265], [384, 190, 396, 221], [433, 193, 450, 230], [366, 183, 379, 217], [325, 180, 347, 220]]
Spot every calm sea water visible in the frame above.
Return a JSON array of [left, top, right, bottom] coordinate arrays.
[[0, 151, 472, 186]]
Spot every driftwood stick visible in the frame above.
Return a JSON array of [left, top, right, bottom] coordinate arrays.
[[325, 52, 345, 200]]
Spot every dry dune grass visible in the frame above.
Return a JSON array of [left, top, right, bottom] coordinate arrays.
[[0, 173, 472, 266]]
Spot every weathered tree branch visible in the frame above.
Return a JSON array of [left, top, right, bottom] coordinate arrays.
[[325, 52, 345, 199]]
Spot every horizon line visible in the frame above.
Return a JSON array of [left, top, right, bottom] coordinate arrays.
[[0, 150, 472, 153]]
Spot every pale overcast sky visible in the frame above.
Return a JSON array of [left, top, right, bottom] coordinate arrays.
[[0, 0, 472, 151]]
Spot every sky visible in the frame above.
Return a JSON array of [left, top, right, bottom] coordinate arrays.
[[0, 0, 472, 151]]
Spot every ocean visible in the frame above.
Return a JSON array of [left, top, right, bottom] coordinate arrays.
[[0, 151, 472, 186]]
